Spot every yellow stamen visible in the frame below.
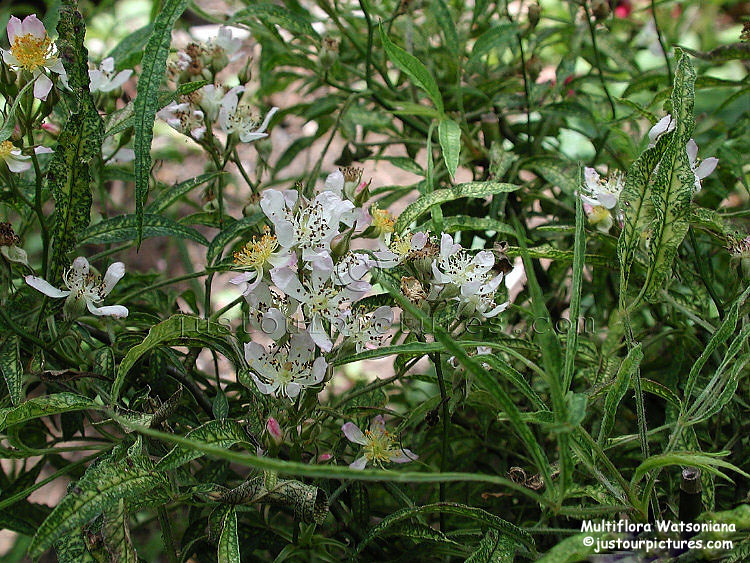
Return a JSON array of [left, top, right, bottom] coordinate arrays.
[[371, 204, 394, 234], [363, 429, 396, 465], [233, 233, 279, 269], [587, 205, 610, 225], [11, 33, 53, 71], [390, 234, 412, 257], [0, 141, 15, 158]]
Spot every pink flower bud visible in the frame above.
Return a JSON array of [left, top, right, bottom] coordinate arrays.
[[266, 417, 283, 445], [318, 453, 332, 462], [41, 121, 60, 135]]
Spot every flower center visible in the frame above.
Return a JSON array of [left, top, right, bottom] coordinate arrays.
[[371, 204, 394, 233], [390, 234, 412, 257], [364, 430, 395, 464], [234, 233, 278, 269], [0, 141, 15, 158], [11, 33, 52, 71], [588, 205, 610, 224]]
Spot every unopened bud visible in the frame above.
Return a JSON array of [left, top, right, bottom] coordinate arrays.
[[592, 0, 611, 20], [319, 35, 340, 71], [266, 417, 283, 445], [330, 228, 353, 260], [528, 3, 541, 28]]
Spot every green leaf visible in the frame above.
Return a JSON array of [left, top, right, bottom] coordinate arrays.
[[146, 172, 225, 214], [106, 24, 153, 69], [420, 215, 516, 237], [0, 393, 100, 432], [466, 529, 517, 562], [0, 336, 24, 405], [29, 448, 169, 558], [438, 119, 461, 178], [355, 503, 534, 556], [102, 499, 138, 563], [155, 419, 254, 470], [642, 50, 697, 301], [231, 3, 318, 38], [597, 344, 643, 445], [78, 214, 209, 246], [133, 0, 189, 246], [430, 0, 459, 55], [562, 191, 585, 391], [633, 452, 750, 484], [680, 43, 750, 62], [0, 81, 35, 142], [112, 315, 242, 403], [394, 182, 519, 233], [217, 507, 240, 563], [379, 24, 444, 114], [468, 23, 516, 67]]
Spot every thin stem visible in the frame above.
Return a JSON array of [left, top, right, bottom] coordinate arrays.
[[582, 4, 616, 121], [650, 0, 672, 84], [158, 506, 179, 563], [430, 352, 449, 532]]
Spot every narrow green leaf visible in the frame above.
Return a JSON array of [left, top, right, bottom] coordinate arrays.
[[680, 43, 750, 62], [0, 81, 35, 142], [155, 419, 254, 471], [597, 344, 643, 445], [0, 336, 24, 405], [133, 0, 189, 246], [438, 119, 461, 178], [633, 452, 750, 484], [217, 507, 240, 563], [379, 24, 444, 114], [78, 214, 209, 246], [394, 182, 519, 233], [355, 502, 534, 556], [420, 215, 516, 237], [0, 393, 100, 432], [430, 0, 459, 55], [231, 3, 319, 38], [146, 172, 225, 214], [102, 499, 138, 563], [642, 50, 697, 301], [468, 23, 516, 67], [29, 448, 169, 558], [562, 190, 585, 390]]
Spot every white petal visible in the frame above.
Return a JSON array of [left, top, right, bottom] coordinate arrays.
[[255, 106, 278, 135], [101, 57, 115, 73], [25, 275, 69, 298], [22, 15, 46, 39], [686, 139, 698, 165], [88, 69, 108, 92], [311, 357, 327, 384], [72, 256, 90, 275], [102, 262, 125, 295], [4, 153, 32, 173], [244, 342, 266, 363], [238, 131, 268, 143], [7, 16, 21, 43], [34, 146, 54, 155], [86, 302, 129, 318], [583, 167, 600, 191], [342, 422, 367, 445], [33, 74, 53, 101], [597, 192, 618, 210], [389, 448, 417, 463], [325, 169, 345, 196], [370, 415, 387, 435], [349, 456, 368, 470], [2, 49, 19, 66], [284, 382, 301, 398], [695, 157, 718, 180]]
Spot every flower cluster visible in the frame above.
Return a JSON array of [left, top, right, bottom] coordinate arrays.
[[580, 167, 625, 233], [158, 27, 277, 146], [232, 170, 395, 399]]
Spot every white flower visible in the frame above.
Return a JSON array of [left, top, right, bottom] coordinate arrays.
[[648, 114, 676, 147], [342, 415, 417, 470], [2, 15, 66, 100], [211, 26, 243, 60], [0, 141, 52, 173], [430, 234, 507, 318], [89, 57, 132, 93], [373, 231, 429, 268], [230, 230, 292, 298], [686, 139, 718, 193], [198, 84, 230, 121], [345, 306, 393, 352], [271, 255, 367, 352], [25, 257, 128, 317], [244, 331, 327, 399], [260, 189, 355, 261], [579, 167, 624, 233], [218, 86, 278, 143], [157, 102, 206, 139], [332, 251, 376, 293], [0, 222, 28, 266], [581, 167, 623, 210]]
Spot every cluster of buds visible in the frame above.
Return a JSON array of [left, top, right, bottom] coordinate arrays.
[[167, 27, 243, 83]]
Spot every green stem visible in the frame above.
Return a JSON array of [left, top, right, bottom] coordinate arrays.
[[430, 352, 449, 532], [158, 506, 179, 563]]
